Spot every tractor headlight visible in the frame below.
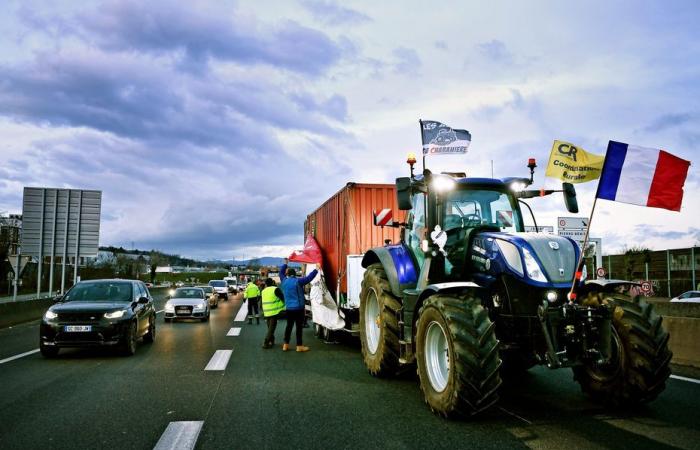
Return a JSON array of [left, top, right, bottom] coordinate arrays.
[[431, 175, 456, 193], [546, 291, 558, 303], [495, 240, 523, 276], [522, 248, 548, 282]]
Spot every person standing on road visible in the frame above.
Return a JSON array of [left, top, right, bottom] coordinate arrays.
[[261, 278, 285, 349], [243, 279, 261, 325], [279, 259, 319, 352]]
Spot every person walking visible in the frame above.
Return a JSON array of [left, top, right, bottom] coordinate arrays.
[[261, 278, 285, 349], [279, 259, 319, 352], [243, 278, 261, 325]]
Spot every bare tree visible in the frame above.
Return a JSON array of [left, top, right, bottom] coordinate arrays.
[[149, 251, 167, 283]]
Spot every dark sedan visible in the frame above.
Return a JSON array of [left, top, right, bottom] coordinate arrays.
[[39, 279, 156, 357]]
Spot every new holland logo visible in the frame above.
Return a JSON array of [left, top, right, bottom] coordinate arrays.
[[548, 241, 560, 250]]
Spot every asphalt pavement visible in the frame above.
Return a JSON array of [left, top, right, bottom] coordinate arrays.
[[1, 291, 699, 449]]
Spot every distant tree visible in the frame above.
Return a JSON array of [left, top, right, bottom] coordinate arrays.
[[149, 251, 167, 283], [247, 258, 261, 270], [623, 245, 652, 279]]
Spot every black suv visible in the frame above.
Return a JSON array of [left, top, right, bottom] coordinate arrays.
[[40, 279, 156, 357]]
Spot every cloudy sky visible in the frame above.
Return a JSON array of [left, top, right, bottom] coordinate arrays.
[[0, 0, 697, 260]]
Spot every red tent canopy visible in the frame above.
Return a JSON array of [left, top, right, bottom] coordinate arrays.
[[289, 234, 323, 264]]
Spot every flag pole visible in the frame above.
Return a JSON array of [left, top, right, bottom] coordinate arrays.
[[419, 119, 426, 172], [568, 140, 611, 303]]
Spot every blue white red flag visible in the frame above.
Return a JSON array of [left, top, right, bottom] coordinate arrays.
[[596, 141, 690, 211]]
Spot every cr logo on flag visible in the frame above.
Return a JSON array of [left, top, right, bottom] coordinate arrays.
[[558, 143, 578, 162]]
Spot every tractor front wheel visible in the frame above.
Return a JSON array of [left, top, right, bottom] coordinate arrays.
[[415, 293, 501, 417], [359, 263, 401, 377], [573, 293, 672, 406]]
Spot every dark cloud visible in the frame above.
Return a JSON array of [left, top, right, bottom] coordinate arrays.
[[477, 39, 513, 64], [301, 0, 371, 26]]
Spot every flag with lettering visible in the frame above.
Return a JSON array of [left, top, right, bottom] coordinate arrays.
[[420, 120, 471, 155], [545, 140, 604, 184]]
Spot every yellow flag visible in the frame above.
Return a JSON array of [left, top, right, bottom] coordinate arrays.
[[545, 140, 604, 184]]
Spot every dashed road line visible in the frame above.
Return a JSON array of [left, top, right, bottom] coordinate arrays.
[[204, 350, 233, 371], [226, 327, 241, 336], [153, 421, 204, 450], [0, 349, 40, 365], [671, 374, 700, 385], [233, 303, 248, 322]]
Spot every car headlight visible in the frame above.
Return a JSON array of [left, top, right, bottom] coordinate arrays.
[[522, 247, 548, 282], [104, 310, 126, 319], [44, 310, 58, 320], [165, 302, 174, 312], [194, 303, 206, 310]]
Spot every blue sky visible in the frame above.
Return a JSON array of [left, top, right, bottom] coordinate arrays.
[[0, 0, 697, 259]]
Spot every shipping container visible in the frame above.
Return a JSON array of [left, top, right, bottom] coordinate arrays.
[[304, 183, 405, 304]]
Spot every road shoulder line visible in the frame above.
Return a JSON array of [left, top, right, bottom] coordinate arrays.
[[670, 374, 700, 385], [0, 348, 40, 365]]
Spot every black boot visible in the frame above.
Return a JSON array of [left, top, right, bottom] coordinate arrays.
[[256, 317, 260, 325]]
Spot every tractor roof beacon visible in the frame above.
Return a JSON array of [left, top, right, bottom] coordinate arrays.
[[358, 155, 671, 418]]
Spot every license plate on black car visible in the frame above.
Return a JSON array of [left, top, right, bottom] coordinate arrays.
[[65, 325, 91, 332]]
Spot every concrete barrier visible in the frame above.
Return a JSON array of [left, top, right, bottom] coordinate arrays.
[[647, 299, 700, 368], [0, 298, 54, 328]]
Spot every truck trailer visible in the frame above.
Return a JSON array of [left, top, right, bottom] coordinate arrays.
[[304, 182, 404, 335]]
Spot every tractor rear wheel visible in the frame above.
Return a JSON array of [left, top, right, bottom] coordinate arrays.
[[359, 263, 401, 377], [415, 293, 501, 417], [573, 293, 671, 406]]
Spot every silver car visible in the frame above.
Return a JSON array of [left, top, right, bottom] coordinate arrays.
[[164, 287, 210, 322]]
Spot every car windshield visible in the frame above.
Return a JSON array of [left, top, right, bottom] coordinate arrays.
[[174, 288, 204, 299], [444, 188, 522, 232], [64, 281, 133, 302], [209, 281, 226, 287], [226, 280, 235, 286], [200, 286, 213, 293]]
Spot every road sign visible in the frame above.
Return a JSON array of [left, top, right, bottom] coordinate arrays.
[[558, 229, 586, 241], [596, 267, 606, 278], [641, 281, 652, 294], [524, 226, 554, 234], [558, 216, 589, 230], [9, 255, 32, 277]]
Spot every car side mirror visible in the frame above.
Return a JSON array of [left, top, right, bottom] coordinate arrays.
[[563, 182, 578, 213], [138, 296, 149, 304], [396, 177, 412, 210]]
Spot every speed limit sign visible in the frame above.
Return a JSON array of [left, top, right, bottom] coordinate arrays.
[[596, 267, 606, 278], [641, 281, 652, 294]]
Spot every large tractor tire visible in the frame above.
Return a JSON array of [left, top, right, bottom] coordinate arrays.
[[415, 293, 502, 417], [359, 263, 401, 377], [573, 293, 672, 406]]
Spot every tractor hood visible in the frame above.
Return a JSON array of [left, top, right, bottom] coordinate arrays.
[[474, 231, 580, 284]]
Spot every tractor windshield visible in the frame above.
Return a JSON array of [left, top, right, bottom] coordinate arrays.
[[443, 188, 523, 233]]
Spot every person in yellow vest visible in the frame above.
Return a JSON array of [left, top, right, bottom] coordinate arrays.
[[243, 279, 261, 324], [261, 278, 285, 349]]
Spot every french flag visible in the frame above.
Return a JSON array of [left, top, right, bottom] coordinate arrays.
[[597, 141, 690, 211]]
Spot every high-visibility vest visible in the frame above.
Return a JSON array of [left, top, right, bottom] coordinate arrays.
[[245, 283, 260, 299], [261, 286, 285, 317]]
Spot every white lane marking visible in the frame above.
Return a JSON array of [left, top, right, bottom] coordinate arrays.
[[153, 421, 204, 450], [0, 348, 40, 365], [671, 374, 700, 385], [156, 309, 164, 314], [226, 327, 241, 336], [204, 350, 233, 371], [233, 303, 248, 322]]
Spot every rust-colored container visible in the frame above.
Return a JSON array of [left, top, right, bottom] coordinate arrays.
[[305, 183, 405, 300]]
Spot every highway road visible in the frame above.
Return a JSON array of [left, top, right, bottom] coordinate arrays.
[[1, 290, 699, 449]]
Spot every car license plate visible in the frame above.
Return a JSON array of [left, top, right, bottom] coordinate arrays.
[[65, 325, 91, 332], [176, 309, 190, 315]]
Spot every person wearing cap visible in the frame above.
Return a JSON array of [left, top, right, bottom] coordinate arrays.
[[261, 278, 285, 349], [279, 258, 319, 352]]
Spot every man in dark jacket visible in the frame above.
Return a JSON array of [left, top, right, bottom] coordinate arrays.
[[279, 259, 319, 352]]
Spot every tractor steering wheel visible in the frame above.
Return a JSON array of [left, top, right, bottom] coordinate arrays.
[[461, 214, 482, 227]]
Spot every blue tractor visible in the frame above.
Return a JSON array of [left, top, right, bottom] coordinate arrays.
[[359, 159, 671, 417]]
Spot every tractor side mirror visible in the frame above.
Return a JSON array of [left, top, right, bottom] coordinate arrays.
[[396, 177, 412, 210], [563, 183, 578, 213]]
